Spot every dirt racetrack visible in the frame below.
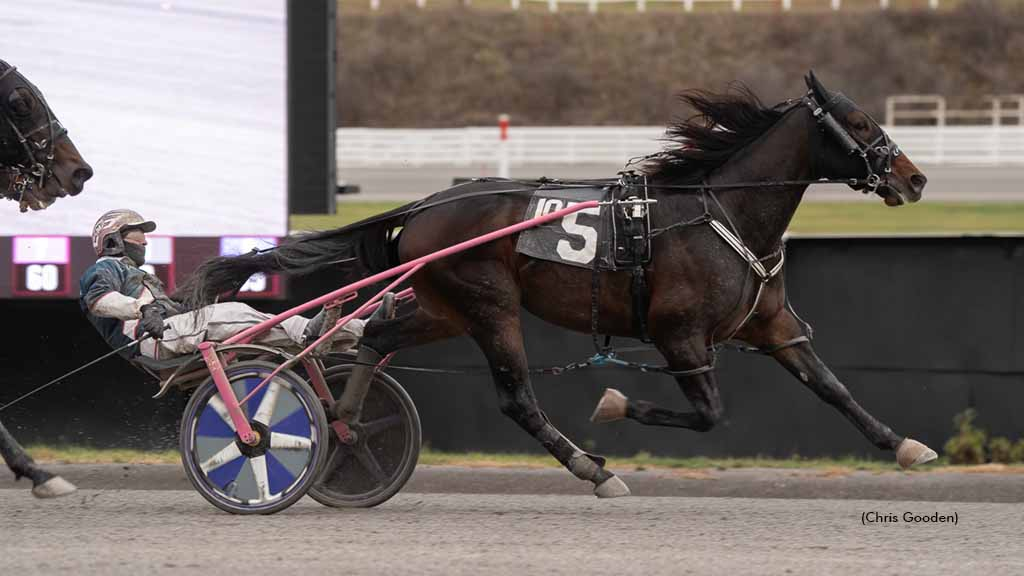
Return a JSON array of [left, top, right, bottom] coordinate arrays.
[[2, 465, 1022, 575]]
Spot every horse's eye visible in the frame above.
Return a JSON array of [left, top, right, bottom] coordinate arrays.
[[7, 89, 32, 118]]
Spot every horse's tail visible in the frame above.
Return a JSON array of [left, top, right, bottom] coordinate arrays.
[[177, 202, 416, 311]]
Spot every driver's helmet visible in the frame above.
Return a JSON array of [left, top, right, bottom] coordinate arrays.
[[91, 209, 156, 256]]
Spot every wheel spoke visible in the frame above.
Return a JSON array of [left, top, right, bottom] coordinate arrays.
[[320, 444, 349, 484], [253, 381, 282, 426], [361, 414, 402, 438], [270, 432, 312, 450], [250, 455, 272, 501], [356, 447, 388, 484], [206, 395, 235, 429], [199, 442, 243, 474]]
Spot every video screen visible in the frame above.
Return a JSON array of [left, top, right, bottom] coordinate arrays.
[[0, 0, 287, 237]]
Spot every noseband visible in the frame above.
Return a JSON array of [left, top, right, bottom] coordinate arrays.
[[802, 91, 901, 197], [0, 62, 66, 206]]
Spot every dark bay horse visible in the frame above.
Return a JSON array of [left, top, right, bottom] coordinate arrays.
[[1, 59, 93, 497], [183, 72, 935, 497]]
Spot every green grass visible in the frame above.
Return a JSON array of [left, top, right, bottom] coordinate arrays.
[[26, 445, 180, 465], [417, 450, 909, 472], [291, 202, 404, 232], [291, 201, 1024, 235], [27, 445, 1024, 473], [788, 202, 1024, 235]]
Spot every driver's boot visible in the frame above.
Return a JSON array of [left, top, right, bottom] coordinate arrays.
[[332, 293, 397, 423]]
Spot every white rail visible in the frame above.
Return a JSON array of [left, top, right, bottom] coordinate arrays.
[[361, 0, 940, 13], [336, 125, 1024, 167], [886, 95, 1024, 127]]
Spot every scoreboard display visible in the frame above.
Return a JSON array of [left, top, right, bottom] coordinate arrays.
[[12, 236, 71, 297], [219, 236, 280, 298], [0, 236, 283, 300], [141, 236, 175, 293]]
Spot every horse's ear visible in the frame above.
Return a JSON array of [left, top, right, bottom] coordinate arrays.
[[805, 70, 831, 101]]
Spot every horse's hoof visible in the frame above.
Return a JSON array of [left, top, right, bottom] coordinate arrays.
[[590, 388, 628, 423], [32, 476, 77, 499], [594, 475, 631, 498], [896, 438, 938, 469]]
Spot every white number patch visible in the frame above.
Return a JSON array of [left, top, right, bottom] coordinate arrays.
[[533, 198, 600, 265]]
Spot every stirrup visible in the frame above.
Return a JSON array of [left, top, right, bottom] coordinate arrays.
[[302, 306, 339, 348]]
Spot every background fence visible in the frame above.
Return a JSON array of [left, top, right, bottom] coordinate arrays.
[[336, 125, 1024, 167], [355, 0, 943, 14]]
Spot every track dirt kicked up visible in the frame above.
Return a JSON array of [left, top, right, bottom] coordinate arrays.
[[2, 465, 1022, 575]]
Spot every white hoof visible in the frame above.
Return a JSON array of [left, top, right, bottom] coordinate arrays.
[[896, 438, 938, 469], [32, 476, 77, 499], [594, 475, 631, 498], [590, 388, 628, 424]]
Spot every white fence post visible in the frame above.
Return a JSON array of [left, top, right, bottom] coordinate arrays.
[[548, 0, 558, 12], [511, 0, 520, 8], [782, 0, 791, 10], [370, 0, 380, 10], [416, 0, 426, 7], [879, 0, 889, 8], [637, 0, 646, 12], [589, 0, 598, 12], [683, 0, 693, 12], [733, 0, 742, 12], [831, 0, 840, 10], [929, 0, 938, 8]]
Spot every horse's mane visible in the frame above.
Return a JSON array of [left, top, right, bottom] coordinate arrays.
[[643, 84, 787, 185]]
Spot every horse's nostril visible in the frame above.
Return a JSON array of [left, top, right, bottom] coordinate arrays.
[[910, 173, 927, 193], [73, 165, 94, 185]]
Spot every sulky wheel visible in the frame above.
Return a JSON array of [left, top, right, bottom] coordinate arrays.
[[180, 360, 329, 515], [308, 364, 421, 508]]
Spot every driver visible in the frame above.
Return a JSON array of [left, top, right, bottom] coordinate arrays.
[[79, 209, 383, 360]]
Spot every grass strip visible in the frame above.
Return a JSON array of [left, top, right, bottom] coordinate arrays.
[[292, 202, 1024, 235], [28, 445, 1024, 474]]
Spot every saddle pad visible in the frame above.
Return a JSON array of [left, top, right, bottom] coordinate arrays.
[[515, 186, 614, 269]]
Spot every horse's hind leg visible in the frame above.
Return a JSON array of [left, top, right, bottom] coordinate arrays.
[[742, 308, 937, 469], [469, 308, 630, 498], [333, 305, 461, 423], [0, 417, 76, 498], [592, 335, 725, 432]]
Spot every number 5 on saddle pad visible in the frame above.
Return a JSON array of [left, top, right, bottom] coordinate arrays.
[[515, 182, 653, 271]]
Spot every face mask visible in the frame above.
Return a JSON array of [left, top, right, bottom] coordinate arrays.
[[123, 242, 146, 267]]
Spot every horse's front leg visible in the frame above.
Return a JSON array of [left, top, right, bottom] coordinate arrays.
[[0, 417, 76, 498], [742, 308, 937, 469]]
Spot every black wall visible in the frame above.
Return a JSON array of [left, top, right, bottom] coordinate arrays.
[[2, 236, 1022, 458]]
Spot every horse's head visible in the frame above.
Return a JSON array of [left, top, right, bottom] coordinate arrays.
[[0, 60, 93, 212], [804, 71, 926, 207]]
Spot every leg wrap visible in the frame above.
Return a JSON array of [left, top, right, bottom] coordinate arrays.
[[0, 420, 47, 484], [536, 423, 613, 485], [333, 346, 383, 423]]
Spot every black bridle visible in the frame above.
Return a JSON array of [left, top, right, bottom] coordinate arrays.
[[0, 61, 66, 207], [801, 90, 902, 199]]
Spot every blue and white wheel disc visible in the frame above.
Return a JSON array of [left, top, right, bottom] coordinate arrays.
[[191, 372, 318, 505]]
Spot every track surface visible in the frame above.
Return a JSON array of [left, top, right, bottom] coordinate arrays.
[[338, 163, 1024, 202], [2, 465, 1022, 575]]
